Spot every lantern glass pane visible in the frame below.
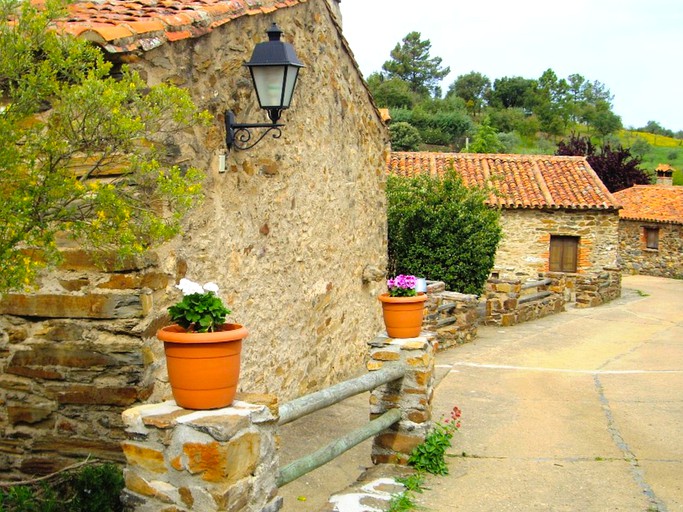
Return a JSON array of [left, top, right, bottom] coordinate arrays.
[[251, 66, 286, 109], [281, 66, 300, 108]]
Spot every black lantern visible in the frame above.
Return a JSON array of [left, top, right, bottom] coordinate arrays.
[[225, 23, 304, 151]]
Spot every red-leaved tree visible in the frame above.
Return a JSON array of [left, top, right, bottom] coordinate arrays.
[[556, 134, 652, 192]]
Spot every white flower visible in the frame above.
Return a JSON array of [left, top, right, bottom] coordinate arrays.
[[176, 278, 204, 296], [203, 282, 219, 293]]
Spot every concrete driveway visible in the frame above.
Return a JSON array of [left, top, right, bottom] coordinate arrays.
[[423, 275, 683, 511]]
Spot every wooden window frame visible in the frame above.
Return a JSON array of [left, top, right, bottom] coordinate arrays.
[[643, 226, 659, 250], [549, 235, 580, 273]]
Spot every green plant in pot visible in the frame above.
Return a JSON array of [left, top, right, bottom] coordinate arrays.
[[157, 278, 248, 410]]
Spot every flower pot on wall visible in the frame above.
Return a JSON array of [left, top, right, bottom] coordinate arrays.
[[378, 293, 428, 338], [156, 323, 248, 410]]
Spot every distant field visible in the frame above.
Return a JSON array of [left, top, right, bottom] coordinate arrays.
[[620, 130, 683, 148], [619, 130, 683, 184]]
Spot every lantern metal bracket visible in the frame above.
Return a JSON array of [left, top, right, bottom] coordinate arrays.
[[225, 110, 284, 151]]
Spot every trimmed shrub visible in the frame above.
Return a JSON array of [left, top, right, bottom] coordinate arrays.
[[387, 170, 502, 294]]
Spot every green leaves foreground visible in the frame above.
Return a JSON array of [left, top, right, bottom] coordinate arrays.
[[0, 0, 208, 292]]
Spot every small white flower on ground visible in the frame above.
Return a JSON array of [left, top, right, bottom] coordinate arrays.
[[203, 282, 219, 293], [176, 278, 203, 295]]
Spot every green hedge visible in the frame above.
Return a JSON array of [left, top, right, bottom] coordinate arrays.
[[387, 170, 502, 294]]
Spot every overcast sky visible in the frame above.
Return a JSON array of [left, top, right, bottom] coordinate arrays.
[[340, 0, 682, 132]]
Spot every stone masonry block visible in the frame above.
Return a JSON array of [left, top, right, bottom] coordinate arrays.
[[370, 350, 400, 361], [122, 441, 167, 474], [184, 432, 260, 484], [366, 360, 384, 371], [374, 432, 423, 454]]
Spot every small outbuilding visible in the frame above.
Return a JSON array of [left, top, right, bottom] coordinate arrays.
[[613, 184, 683, 279], [387, 152, 622, 280]]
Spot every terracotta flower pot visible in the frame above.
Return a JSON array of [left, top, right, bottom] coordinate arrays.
[[378, 293, 428, 338], [156, 323, 248, 410]]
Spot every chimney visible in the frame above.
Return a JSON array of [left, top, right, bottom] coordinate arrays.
[[655, 164, 674, 186]]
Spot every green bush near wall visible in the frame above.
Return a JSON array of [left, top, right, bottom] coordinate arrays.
[[0, 462, 124, 512], [387, 170, 502, 294]]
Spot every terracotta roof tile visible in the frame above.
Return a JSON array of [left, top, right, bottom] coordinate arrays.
[[387, 152, 620, 211], [52, 0, 307, 54], [612, 185, 683, 224]]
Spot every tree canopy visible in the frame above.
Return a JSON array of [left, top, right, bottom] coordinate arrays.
[[0, 0, 206, 292], [381, 31, 450, 97], [447, 71, 491, 115]]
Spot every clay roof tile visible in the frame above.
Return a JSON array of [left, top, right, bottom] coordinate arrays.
[[612, 185, 683, 224], [54, 0, 305, 54], [387, 152, 620, 211]]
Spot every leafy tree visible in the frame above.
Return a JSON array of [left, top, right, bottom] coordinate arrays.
[[387, 170, 502, 294], [534, 69, 570, 135], [0, 0, 206, 292], [584, 100, 622, 138], [631, 138, 652, 158], [382, 32, 450, 97], [366, 73, 417, 109], [389, 121, 422, 151], [487, 76, 536, 110], [556, 134, 651, 192], [567, 73, 587, 123], [497, 131, 521, 153], [638, 120, 675, 138], [466, 117, 505, 153], [447, 71, 491, 115]]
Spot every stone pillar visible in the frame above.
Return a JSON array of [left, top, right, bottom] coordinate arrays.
[[120, 394, 280, 512], [367, 333, 436, 465]]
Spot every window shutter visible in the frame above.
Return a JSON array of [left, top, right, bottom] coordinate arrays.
[[549, 235, 579, 273], [549, 237, 563, 272]]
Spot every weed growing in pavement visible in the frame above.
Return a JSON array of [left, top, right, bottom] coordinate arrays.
[[387, 473, 425, 512], [408, 406, 462, 475]]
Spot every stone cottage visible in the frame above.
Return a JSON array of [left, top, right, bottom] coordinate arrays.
[[387, 152, 621, 281], [0, 0, 389, 477], [613, 185, 683, 279]]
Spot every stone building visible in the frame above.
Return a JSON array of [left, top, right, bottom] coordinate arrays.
[[613, 185, 683, 279], [387, 152, 621, 281], [0, 0, 389, 477]]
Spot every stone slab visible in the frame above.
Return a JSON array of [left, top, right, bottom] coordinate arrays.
[[0, 293, 144, 318]]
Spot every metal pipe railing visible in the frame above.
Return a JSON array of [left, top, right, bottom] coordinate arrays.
[[278, 365, 406, 426], [276, 408, 401, 487]]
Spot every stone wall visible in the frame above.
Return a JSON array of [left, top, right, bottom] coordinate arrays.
[[483, 276, 566, 327], [618, 220, 683, 279], [494, 209, 620, 280], [574, 268, 622, 308], [0, 1, 388, 478], [0, 252, 163, 476], [422, 282, 478, 350]]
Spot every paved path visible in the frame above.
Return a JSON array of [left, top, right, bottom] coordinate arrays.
[[423, 275, 683, 511], [279, 275, 683, 511]]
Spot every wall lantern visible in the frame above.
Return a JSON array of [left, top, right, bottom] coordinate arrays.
[[225, 23, 304, 151]]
